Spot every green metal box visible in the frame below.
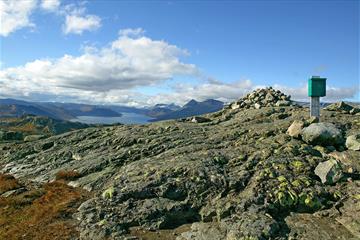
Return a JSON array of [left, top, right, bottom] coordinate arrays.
[[308, 76, 326, 97]]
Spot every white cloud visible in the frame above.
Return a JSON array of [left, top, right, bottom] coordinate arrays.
[[0, 0, 102, 36], [119, 28, 145, 37], [63, 14, 101, 34], [40, 0, 60, 11], [0, 0, 37, 36], [0, 29, 198, 104]]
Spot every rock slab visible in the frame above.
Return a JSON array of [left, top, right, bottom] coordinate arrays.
[[301, 123, 344, 146], [314, 159, 343, 184]]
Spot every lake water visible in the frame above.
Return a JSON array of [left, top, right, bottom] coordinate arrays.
[[71, 112, 154, 125]]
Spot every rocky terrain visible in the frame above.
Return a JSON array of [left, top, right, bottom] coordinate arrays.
[[0, 88, 359, 240]]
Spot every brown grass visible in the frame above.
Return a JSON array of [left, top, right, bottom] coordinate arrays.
[[8, 123, 37, 133], [0, 176, 90, 240], [0, 174, 21, 194], [55, 170, 82, 181]]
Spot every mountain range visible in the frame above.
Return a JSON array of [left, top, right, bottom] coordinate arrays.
[[0, 98, 225, 123]]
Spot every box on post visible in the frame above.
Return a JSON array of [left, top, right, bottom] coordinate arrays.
[[308, 76, 326, 97]]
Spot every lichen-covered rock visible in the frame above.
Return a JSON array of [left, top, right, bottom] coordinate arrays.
[[314, 160, 343, 184], [346, 134, 360, 151], [325, 101, 354, 113], [301, 123, 344, 146]]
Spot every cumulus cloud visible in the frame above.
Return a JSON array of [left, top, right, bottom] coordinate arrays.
[[0, 0, 102, 36], [0, 29, 198, 104], [0, 0, 37, 36], [63, 13, 101, 34], [40, 0, 60, 12]]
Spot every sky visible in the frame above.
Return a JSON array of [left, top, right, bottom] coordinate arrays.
[[0, 0, 359, 107]]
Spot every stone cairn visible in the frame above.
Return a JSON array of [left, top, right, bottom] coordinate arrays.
[[227, 87, 293, 110]]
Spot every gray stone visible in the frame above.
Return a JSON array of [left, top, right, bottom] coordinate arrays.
[[230, 102, 240, 109], [254, 103, 261, 109], [301, 123, 344, 146], [350, 108, 360, 115], [275, 100, 291, 107], [314, 159, 343, 184], [24, 135, 45, 142], [325, 101, 354, 113], [287, 120, 305, 139], [191, 116, 210, 123], [346, 134, 360, 151]]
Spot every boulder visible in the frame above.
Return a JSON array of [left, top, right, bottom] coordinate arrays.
[[275, 100, 291, 107], [314, 159, 343, 184], [191, 116, 210, 123], [230, 102, 240, 110], [350, 108, 360, 115], [34, 141, 55, 151], [301, 123, 344, 146], [287, 120, 305, 139], [346, 134, 360, 151], [325, 101, 354, 113], [24, 135, 45, 142]]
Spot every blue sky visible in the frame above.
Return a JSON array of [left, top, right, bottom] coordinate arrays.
[[0, 0, 359, 106]]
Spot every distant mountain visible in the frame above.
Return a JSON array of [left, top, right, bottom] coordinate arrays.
[[145, 103, 181, 118], [0, 99, 121, 120], [150, 99, 224, 121], [0, 102, 73, 120], [39, 102, 122, 117], [0, 98, 224, 123]]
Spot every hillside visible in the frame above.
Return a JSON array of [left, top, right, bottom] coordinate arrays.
[[0, 115, 91, 142], [0, 99, 122, 120], [0, 88, 359, 240]]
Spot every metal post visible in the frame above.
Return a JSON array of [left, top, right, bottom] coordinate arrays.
[[310, 96, 320, 118]]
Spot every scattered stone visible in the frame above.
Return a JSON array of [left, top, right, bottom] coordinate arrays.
[[314, 159, 343, 184], [346, 134, 360, 151], [287, 120, 305, 138], [301, 123, 344, 146]]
